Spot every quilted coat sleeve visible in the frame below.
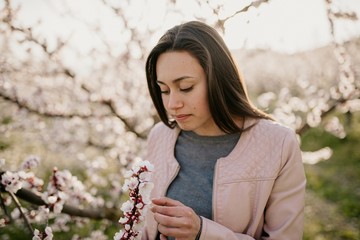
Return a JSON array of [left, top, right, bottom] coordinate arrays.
[[261, 130, 306, 239]]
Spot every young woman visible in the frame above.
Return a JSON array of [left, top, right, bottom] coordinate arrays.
[[142, 21, 306, 240]]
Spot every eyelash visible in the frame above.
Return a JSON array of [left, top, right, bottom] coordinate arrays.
[[181, 86, 193, 92], [160, 86, 193, 94]]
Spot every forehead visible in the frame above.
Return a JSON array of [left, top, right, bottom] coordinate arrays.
[[156, 51, 203, 82]]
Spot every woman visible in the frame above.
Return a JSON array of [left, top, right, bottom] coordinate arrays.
[[142, 21, 306, 240]]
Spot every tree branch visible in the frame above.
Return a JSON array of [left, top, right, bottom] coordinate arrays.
[[1, 1, 149, 140], [213, 0, 270, 32], [0, 92, 147, 139], [0, 92, 97, 119], [299, 0, 360, 137], [1, 187, 120, 222], [296, 100, 338, 135], [101, 99, 147, 139]]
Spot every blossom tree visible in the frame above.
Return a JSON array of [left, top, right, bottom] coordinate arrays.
[[0, 0, 358, 239]]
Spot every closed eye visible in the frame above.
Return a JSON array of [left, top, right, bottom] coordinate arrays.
[[180, 86, 193, 92], [160, 86, 193, 94], [160, 89, 170, 95]]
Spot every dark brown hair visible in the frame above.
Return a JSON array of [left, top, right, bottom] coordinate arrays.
[[145, 21, 272, 133]]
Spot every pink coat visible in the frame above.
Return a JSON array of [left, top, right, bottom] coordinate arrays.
[[142, 118, 306, 240]]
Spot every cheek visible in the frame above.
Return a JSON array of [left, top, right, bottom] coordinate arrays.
[[161, 96, 169, 109], [191, 89, 208, 110], [191, 98, 209, 114], [198, 96, 210, 111]]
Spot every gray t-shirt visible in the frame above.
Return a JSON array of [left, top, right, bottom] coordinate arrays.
[[166, 130, 240, 220]]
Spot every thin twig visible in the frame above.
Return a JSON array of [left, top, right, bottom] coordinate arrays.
[[8, 191, 34, 234]]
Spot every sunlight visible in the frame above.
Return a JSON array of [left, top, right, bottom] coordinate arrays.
[[10, 0, 360, 55], [224, 0, 360, 52]]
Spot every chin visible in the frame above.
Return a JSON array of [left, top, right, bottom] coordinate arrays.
[[176, 123, 195, 131]]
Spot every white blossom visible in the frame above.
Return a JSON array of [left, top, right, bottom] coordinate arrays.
[[114, 159, 154, 240], [11, 208, 22, 219], [21, 155, 41, 170], [120, 200, 134, 213], [139, 182, 154, 203], [139, 172, 151, 182], [127, 177, 139, 190], [140, 160, 154, 172], [33, 229, 41, 240], [47, 196, 57, 204], [32, 226, 53, 240], [0, 158, 5, 168], [114, 231, 124, 240], [44, 226, 53, 240], [51, 214, 71, 232], [135, 202, 144, 209], [0, 218, 6, 227], [33, 206, 50, 222], [1, 171, 22, 193], [119, 217, 128, 224], [1, 168, 44, 194], [124, 170, 134, 178], [53, 201, 65, 214]]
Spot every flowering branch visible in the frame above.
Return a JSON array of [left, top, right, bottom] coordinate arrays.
[[114, 160, 154, 240], [0, 155, 123, 240], [0, 187, 119, 221]]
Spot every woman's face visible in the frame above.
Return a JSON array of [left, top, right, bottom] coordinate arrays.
[[156, 51, 222, 136]]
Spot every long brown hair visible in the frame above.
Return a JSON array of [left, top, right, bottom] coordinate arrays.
[[145, 21, 272, 133]]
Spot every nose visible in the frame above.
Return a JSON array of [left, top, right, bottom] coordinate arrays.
[[166, 91, 183, 110]]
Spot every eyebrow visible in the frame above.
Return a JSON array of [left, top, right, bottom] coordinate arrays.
[[156, 76, 194, 85]]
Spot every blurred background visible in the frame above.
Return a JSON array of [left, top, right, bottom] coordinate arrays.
[[0, 0, 359, 239]]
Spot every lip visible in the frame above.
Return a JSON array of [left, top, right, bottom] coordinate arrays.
[[174, 114, 191, 122]]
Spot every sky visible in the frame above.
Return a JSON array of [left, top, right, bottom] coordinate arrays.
[[6, 0, 360, 55], [223, 0, 360, 53]]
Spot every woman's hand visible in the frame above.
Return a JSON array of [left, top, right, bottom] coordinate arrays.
[[151, 197, 201, 240]]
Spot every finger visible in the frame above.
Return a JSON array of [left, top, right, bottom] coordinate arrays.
[[155, 212, 201, 239], [152, 197, 184, 207], [154, 212, 181, 227], [158, 222, 192, 239], [151, 205, 193, 219], [154, 211, 194, 229], [159, 234, 167, 240]]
